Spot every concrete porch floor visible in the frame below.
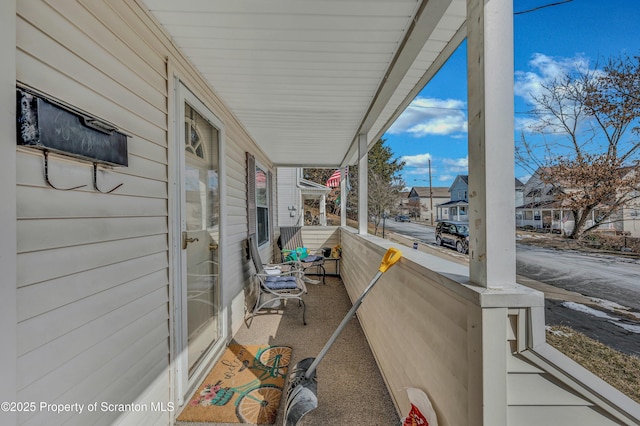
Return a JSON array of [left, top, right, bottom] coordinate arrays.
[[177, 276, 400, 426]]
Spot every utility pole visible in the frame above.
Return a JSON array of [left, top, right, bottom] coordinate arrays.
[[429, 159, 434, 225]]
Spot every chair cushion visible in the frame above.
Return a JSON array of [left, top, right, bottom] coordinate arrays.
[[265, 276, 299, 290]]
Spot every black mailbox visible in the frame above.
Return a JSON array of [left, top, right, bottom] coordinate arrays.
[[17, 88, 128, 167]]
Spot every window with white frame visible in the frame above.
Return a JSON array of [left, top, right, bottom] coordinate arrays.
[[255, 164, 269, 246]]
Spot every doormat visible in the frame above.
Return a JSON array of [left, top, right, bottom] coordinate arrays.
[[178, 344, 292, 424]]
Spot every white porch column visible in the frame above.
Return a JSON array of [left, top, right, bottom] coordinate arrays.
[[320, 194, 326, 226], [0, 1, 17, 422], [467, 0, 515, 289], [358, 134, 368, 234], [340, 167, 347, 227]]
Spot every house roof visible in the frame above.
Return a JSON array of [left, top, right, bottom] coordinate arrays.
[[448, 175, 523, 192], [142, 0, 466, 168], [437, 199, 468, 207], [298, 178, 331, 196], [516, 200, 565, 210], [409, 186, 450, 198]]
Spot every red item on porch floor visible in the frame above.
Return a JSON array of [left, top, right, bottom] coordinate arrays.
[[402, 387, 438, 426]]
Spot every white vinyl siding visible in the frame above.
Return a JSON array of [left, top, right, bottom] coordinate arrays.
[[277, 168, 300, 227], [14, 1, 274, 424], [15, 0, 170, 423]]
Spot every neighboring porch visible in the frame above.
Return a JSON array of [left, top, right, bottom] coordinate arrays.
[[516, 202, 618, 234], [436, 200, 468, 222]]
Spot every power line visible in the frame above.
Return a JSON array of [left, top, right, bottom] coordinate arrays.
[[406, 103, 551, 116], [514, 0, 573, 16]]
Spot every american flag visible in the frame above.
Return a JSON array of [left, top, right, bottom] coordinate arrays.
[[326, 168, 343, 188]]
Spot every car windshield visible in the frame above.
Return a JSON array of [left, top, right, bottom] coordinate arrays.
[[457, 225, 469, 235]]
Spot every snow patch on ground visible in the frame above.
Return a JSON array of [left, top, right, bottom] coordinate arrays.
[[561, 302, 640, 334], [590, 298, 640, 320], [614, 322, 640, 333], [545, 325, 573, 337], [562, 302, 615, 319]]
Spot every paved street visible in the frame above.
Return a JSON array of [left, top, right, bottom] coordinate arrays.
[[383, 220, 640, 356], [516, 244, 640, 357], [516, 244, 640, 311], [380, 218, 435, 242]]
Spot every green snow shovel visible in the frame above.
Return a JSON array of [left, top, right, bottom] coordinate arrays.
[[283, 247, 402, 426]]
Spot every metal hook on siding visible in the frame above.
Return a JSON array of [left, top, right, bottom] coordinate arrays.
[[93, 163, 123, 194], [43, 150, 87, 191]]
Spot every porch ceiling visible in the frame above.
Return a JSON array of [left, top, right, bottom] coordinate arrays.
[[142, 0, 466, 167]]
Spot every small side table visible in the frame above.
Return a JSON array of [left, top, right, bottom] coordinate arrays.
[[322, 257, 340, 276]]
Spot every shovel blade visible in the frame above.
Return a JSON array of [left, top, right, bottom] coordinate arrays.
[[284, 357, 318, 426]]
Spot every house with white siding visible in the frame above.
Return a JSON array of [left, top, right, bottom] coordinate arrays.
[[1, 1, 639, 425], [276, 167, 331, 227], [407, 186, 450, 223], [437, 175, 525, 222], [516, 167, 640, 236]]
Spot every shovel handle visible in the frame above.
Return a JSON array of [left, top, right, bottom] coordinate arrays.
[[303, 248, 402, 380], [378, 247, 402, 272]]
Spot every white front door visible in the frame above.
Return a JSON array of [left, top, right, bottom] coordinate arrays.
[[175, 83, 226, 404]]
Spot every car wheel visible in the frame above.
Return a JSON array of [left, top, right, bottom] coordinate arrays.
[[436, 236, 443, 246], [456, 241, 467, 254]]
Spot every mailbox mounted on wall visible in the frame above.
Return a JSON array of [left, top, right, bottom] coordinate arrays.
[[17, 88, 128, 167]]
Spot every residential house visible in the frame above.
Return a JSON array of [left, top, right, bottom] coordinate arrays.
[[515, 176, 525, 207], [276, 168, 331, 227], [407, 186, 450, 223], [437, 175, 524, 222], [437, 175, 470, 221], [396, 190, 411, 216], [516, 167, 640, 236], [1, 2, 637, 426]]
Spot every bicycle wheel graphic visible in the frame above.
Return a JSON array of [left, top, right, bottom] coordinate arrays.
[[236, 384, 282, 424], [258, 346, 291, 369]]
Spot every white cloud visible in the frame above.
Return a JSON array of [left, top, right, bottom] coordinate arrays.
[[387, 97, 468, 137], [400, 153, 432, 168], [514, 53, 604, 135], [438, 174, 454, 182], [514, 116, 539, 133], [404, 168, 431, 177], [514, 53, 591, 106], [442, 156, 468, 173]]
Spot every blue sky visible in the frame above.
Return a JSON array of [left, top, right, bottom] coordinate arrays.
[[383, 0, 640, 189]]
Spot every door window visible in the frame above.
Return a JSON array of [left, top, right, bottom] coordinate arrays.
[[184, 102, 220, 375]]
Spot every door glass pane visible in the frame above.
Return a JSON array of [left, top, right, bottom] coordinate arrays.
[[184, 102, 220, 374]]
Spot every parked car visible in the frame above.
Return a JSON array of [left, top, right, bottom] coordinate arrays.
[[394, 215, 410, 222], [435, 220, 469, 254]]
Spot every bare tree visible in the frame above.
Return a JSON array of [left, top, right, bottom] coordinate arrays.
[[407, 198, 422, 220], [517, 54, 640, 238], [368, 171, 405, 236], [540, 155, 639, 237]]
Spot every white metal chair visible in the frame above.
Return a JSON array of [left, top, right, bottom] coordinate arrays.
[[278, 226, 326, 284], [248, 234, 307, 325]]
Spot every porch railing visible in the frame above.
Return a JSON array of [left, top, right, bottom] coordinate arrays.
[[334, 227, 639, 425]]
